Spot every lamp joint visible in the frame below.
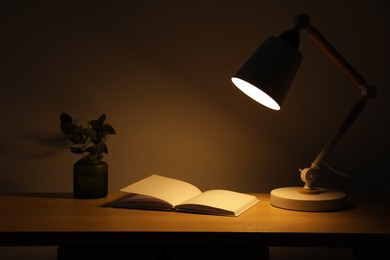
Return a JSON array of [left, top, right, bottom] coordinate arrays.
[[361, 85, 377, 100], [294, 13, 311, 30], [300, 167, 318, 190]]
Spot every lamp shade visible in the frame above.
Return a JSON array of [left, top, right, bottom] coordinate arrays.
[[232, 36, 303, 110]]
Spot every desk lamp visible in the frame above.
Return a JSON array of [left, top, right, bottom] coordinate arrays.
[[231, 14, 376, 211]]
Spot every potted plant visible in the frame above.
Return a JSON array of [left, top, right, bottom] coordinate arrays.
[[60, 112, 116, 199]]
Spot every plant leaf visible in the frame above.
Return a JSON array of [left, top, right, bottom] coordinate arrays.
[[79, 137, 92, 149], [103, 124, 116, 135], [89, 119, 102, 128], [60, 122, 77, 135], [97, 142, 107, 155], [82, 128, 97, 140], [67, 133, 81, 144], [70, 147, 84, 154], [67, 126, 86, 144], [60, 113, 72, 123], [85, 145, 96, 153], [98, 114, 106, 124]]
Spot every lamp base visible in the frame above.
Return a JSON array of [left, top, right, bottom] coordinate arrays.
[[270, 187, 347, 211]]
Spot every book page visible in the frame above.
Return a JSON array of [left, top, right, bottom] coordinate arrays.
[[120, 174, 202, 206], [110, 194, 174, 210], [176, 190, 259, 216]]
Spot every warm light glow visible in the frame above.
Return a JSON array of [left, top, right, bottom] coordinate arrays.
[[231, 77, 280, 110]]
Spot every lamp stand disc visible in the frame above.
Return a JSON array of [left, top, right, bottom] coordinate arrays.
[[270, 187, 347, 211]]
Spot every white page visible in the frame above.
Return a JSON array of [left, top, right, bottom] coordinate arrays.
[[120, 175, 202, 206], [177, 189, 259, 215]]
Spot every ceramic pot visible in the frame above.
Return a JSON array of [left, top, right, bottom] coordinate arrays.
[[73, 160, 108, 199]]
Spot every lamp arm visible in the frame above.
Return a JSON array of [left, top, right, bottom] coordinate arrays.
[[313, 99, 367, 166], [296, 18, 377, 191], [300, 98, 368, 190], [305, 25, 376, 99]]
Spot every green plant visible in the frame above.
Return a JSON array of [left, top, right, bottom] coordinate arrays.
[[60, 113, 116, 163]]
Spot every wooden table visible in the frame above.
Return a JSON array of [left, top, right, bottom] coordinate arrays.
[[0, 192, 389, 259]]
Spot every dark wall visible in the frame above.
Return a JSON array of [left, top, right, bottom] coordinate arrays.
[[0, 0, 388, 196]]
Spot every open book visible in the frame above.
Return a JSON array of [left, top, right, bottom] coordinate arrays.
[[111, 174, 259, 217]]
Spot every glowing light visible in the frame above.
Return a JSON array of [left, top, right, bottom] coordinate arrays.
[[231, 77, 280, 110]]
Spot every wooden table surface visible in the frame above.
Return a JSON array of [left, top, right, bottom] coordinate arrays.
[[1, 192, 389, 248]]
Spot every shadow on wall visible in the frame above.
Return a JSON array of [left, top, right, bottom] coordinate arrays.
[[7, 132, 66, 160], [0, 130, 67, 191], [22, 132, 66, 159]]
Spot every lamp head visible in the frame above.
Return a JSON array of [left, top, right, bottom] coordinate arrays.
[[231, 25, 303, 110]]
